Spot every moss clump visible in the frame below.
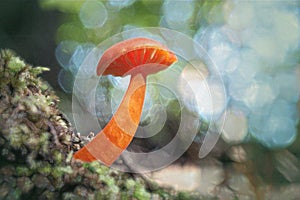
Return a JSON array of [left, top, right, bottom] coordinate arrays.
[[0, 50, 205, 200]]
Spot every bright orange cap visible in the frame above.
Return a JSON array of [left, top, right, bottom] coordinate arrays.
[[97, 37, 177, 77]]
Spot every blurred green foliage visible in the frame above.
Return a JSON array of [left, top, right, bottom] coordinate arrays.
[[39, 0, 223, 45]]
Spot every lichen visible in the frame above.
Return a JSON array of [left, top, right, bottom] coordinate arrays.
[[0, 49, 206, 200]]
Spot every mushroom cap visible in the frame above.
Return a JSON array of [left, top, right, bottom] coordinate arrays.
[[97, 37, 177, 77]]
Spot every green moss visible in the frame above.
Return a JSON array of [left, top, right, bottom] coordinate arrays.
[[16, 167, 32, 177], [134, 182, 151, 200], [38, 165, 52, 176], [7, 56, 25, 73]]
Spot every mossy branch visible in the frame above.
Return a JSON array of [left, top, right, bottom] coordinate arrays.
[[0, 49, 205, 200]]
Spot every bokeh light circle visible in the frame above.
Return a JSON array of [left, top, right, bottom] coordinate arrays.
[[79, 0, 108, 29]]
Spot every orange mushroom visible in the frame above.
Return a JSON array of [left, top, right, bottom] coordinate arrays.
[[73, 38, 177, 166]]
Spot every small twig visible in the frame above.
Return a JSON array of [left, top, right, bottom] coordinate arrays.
[[10, 104, 21, 117], [23, 118, 38, 132], [47, 121, 62, 148]]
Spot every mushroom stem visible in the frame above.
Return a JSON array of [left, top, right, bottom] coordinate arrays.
[[73, 73, 146, 165]]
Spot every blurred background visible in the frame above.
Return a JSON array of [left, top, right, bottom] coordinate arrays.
[[0, 0, 60, 88], [1, 0, 300, 199]]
